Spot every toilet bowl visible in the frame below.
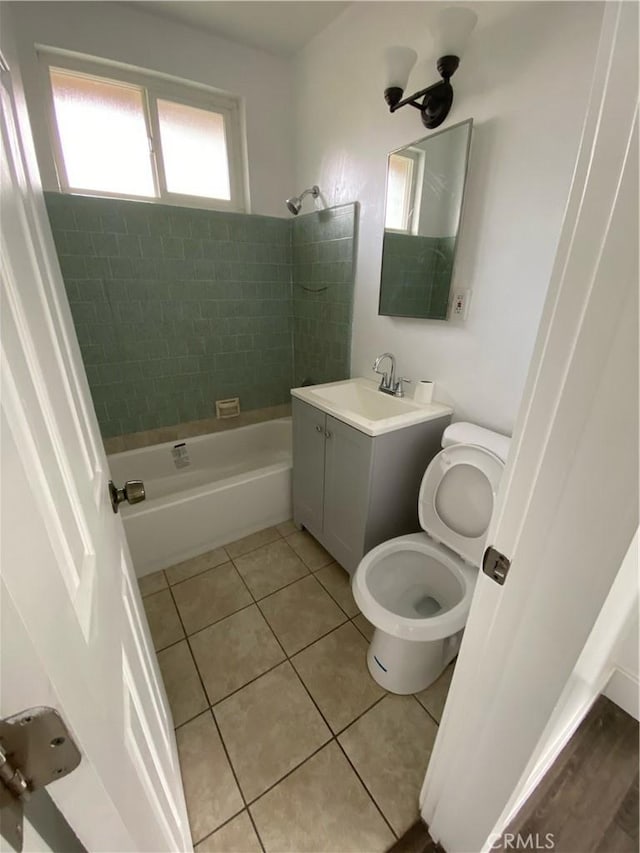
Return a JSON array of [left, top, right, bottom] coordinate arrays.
[[352, 422, 510, 694]]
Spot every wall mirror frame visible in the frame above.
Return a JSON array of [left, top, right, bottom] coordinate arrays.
[[378, 118, 473, 320]]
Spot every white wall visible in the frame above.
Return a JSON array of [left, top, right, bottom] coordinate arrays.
[[9, 1, 294, 218], [294, 1, 604, 432]]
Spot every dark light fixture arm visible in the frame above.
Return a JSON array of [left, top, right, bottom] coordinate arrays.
[[388, 79, 448, 113], [384, 54, 460, 130]]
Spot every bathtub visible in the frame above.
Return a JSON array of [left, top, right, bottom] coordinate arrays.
[[108, 418, 292, 577]]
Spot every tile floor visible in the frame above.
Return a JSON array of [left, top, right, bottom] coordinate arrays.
[[140, 523, 455, 853]]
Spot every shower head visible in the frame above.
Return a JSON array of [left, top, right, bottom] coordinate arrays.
[[285, 185, 320, 215]]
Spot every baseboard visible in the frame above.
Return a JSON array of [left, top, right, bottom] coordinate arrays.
[[603, 665, 639, 721]]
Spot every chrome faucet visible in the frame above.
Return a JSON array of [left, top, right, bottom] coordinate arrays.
[[372, 352, 409, 397]]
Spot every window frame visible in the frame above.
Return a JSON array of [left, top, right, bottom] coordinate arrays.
[[385, 147, 423, 235], [39, 50, 248, 212]]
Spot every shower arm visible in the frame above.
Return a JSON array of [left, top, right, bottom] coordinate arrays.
[[298, 186, 319, 201]]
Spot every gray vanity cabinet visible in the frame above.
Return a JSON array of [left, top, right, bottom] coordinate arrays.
[[291, 398, 326, 532], [292, 397, 451, 574]]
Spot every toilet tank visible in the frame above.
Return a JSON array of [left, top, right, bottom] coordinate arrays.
[[441, 422, 511, 463]]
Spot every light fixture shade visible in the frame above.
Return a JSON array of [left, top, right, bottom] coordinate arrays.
[[384, 46, 418, 90], [432, 7, 478, 57]]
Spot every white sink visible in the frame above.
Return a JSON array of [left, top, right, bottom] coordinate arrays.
[[291, 378, 452, 436]]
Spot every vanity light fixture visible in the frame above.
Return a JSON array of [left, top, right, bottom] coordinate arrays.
[[383, 7, 477, 130]]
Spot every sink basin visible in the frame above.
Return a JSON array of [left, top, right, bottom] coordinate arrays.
[[291, 378, 452, 436]]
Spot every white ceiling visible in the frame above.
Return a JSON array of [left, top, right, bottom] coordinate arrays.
[[130, 2, 351, 57]]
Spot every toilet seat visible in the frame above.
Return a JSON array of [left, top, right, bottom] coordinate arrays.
[[351, 443, 504, 643], [418, 443, 504, 566]]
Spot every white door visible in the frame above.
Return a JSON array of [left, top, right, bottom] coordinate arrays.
[[0, 21, 191, 853], [420, 3, 638, 851]]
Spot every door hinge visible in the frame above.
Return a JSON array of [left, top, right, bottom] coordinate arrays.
[[482, 546, 511, 585], [0, 708, 81, 852]]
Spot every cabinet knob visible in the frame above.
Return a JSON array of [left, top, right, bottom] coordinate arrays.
[[315, 424, 323, 433], [324, 430, 332, 439]]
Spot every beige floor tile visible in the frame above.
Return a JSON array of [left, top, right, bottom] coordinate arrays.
[[275, 519, 298, 537], [158, 640, 208, 727], [143, 589, 184, 651], [214, 662, 331, 802], [286, 530, 333, 571], [138, 569, 167, 597], [292, 622, 385, 733], [233, 540, 308, 600], [415, 661, 455, 723], [352, 612, 375, 641], [250, 742, 394, 853], [338, 694, 438, 836], [166, 547, 229, 585], [314, 561, 358, 617], [172, 562, 253, 635], [195, 811, 262, 853], [190, 605, 285, 704], [225, 526, 282, 559], [176, 711, 244, 845], [259, 575, 346, 655]]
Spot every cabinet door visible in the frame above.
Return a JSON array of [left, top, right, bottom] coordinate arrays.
[[322, 415, 373, 574], [292, 398, 326, 538]]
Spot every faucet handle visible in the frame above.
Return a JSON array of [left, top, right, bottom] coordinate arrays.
[[395, 377, 411, 397]]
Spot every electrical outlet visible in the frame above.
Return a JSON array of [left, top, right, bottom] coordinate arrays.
[[453, 291, 470, 318]]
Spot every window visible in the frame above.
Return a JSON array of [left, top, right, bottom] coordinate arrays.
[[385, 149, 423, 233], [42, 53, 245, 211]]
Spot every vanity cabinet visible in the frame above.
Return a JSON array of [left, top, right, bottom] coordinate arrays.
[[292, 397, 451, 574]]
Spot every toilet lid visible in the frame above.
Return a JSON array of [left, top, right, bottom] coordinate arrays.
[[418, 443, 504, 566]]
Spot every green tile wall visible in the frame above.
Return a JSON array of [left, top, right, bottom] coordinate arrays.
[[46, 193, 292, 438], [291, 203, 357, 386], [379, 232, 454, 319], [46, 194, 358, 439]]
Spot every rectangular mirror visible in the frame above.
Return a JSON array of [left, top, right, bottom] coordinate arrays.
[[378, 118, 472, 319]]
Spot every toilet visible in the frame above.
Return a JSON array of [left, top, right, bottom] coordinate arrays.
[[351, 422, 510, 695]]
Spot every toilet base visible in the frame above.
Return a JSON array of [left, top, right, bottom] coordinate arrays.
[[367, 627, 462, 694]]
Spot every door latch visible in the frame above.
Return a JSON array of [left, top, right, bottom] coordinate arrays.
[[482, 546, 511, 585], [0, 707, 81, 852]]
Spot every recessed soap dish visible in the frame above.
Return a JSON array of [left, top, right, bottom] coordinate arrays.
[[215, 397, 241, 419]]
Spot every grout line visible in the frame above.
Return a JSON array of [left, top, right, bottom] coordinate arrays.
[[164, 585, 252, 847], [350, 614, 374, 643], [284, 654, 398, 841], [141, 526, 289, 595], [169, 568, 256, 842], [191, 807, 247, 850], [165, 555, 231, 589], [156, 526, 435, 845], [234, 563, 313, 604], [282, 616, 350, 660], [334, 737, 399, 840], [333, 693, 388, 738], [246, 806, 267, 853], [138, 569, 169, 598], [167, 569, 267, 853], [180, 599, 257, 645], [411, 694, 441, 728], [312, 571, 358, 619], [244, 737, 333, 808]]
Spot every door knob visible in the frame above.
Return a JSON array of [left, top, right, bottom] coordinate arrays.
[[108, 479, 145, 514]]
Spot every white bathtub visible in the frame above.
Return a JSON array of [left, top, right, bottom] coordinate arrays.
[[108, 418, 292, 577]]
